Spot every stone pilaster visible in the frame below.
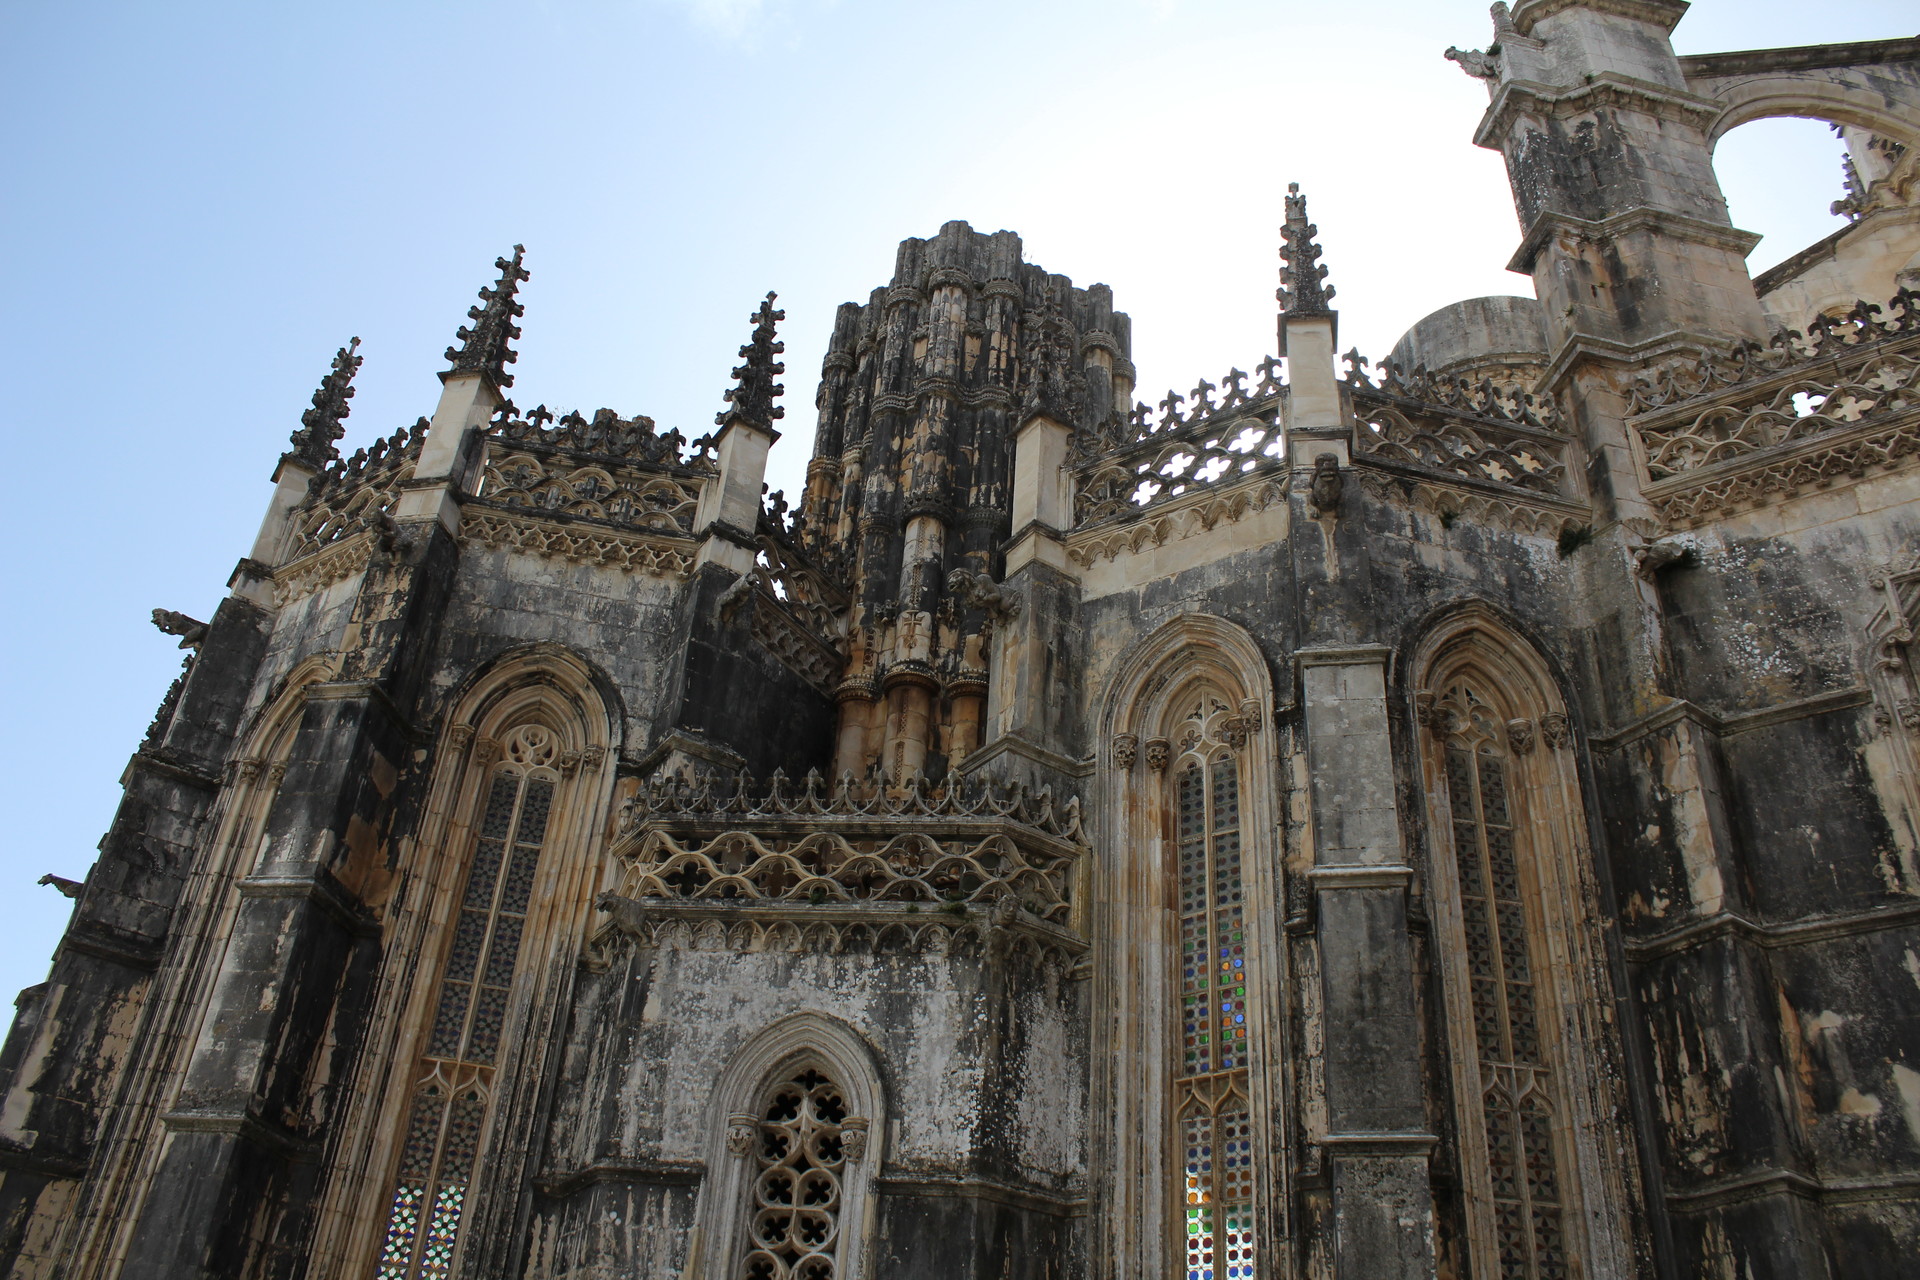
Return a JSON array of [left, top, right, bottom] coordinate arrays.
[[1297, 647, 1437, 1280]]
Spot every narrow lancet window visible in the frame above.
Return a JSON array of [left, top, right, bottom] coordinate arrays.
[[1174, 702, 1255, 1280], [1437, 685, 1572, 1280], [376, 725, 561, 1280]]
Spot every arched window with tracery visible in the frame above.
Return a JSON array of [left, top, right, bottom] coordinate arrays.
[[1170, 693, 1257, 1280], [375, 724, 564, 1280], [735, 1064, 863, 1280], [1432, 683, 1570, 1279], [1415, 609, 1641, 1280]]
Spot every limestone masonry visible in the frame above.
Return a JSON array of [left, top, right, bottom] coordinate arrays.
[[4, 3, 1920, 1278]]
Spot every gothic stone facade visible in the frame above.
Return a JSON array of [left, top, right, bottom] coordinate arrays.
[[5, 5, 1920, 1279]]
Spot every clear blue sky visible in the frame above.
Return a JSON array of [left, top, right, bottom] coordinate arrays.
[[1, 0, 1912, 1000]]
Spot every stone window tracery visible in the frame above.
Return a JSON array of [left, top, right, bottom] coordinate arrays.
[[1172, 696, 1256, 1280], [737, 1066, 858, 1280], [376, 724, 562, 1280], [1428, 680, 1577, 1280]]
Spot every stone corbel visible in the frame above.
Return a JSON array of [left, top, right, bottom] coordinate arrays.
[[473, 736, 504, 768], [841, 1117, 871, 1161], [1414, 691, 1437, 730], [1144, 738, 1171, 772], [726, 1113, 759, 1157], [1111, 733, 1139, 770], [1507, 718, 1537, 755], [447, 723, 476, 751], [1539, 712, 1570, 750]]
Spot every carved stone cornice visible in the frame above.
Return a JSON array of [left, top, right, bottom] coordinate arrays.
[[1507, 207, 1761, 276], [1352, 463, 1591, 538], [461, 509, 696, 578], [271, 530, 375, 608], [1067, 473, 1289, 568], [1475, 72, 1717, 151], [1507, 0, 1688, 37]]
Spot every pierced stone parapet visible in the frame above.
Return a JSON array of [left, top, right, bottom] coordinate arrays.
[[489, 402, 717, 473], [289, 421, 424, 558], [1075, 391, 1286, 527], [620, 770, 1086, 847], [610, 826, 1072, 924], [1345, 352, 1565, 433], [1624, 300, 1920, 528], [1355, 397, 1568, 496], [1626, 290, 1920, 416]]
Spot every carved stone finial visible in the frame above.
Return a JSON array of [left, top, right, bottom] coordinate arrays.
[[717, 291, 787, 432], [286, 337, 362, 469], [1507, 718, 1537, 755], [444, 245, 529, 388], [1111, 733, 1139, 770], [151, 608, 208, 649], [1539, 712, 1570, 750], [1144, 738, 1171, 772], [841, 1116, 871, 1162], [1278, 183, 1336, 318], [1309, 453, 1345, 516]]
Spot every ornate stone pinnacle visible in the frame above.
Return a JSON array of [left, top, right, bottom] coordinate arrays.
[[444, 244, 529, 388], [1020, 284, 1080, 424], [1278, 183, 1337, 318], [716, 291, 787, 432], [286, 337, 362, 468]]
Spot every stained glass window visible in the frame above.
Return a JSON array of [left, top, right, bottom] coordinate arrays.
[[376, 727, 560, 1280], [1175, 732, 1255, 1280], [741, 1068, 850, 1280], [1445, 714, 1571, 1280]]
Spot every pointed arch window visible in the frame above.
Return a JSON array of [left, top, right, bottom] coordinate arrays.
[[1436, 685, 1569, 1280], [1413, 617, 1645, 1280], [736, 1064, 861, 1280], [1171, 696, 1257, 1280], [375, 724, 563, 1280]]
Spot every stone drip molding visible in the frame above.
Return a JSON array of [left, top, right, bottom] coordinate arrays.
[[460, 509, 695, 578]]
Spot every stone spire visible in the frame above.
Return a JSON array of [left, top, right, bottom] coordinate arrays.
[[286, 337, 362, 468], [1277, 183, 1336, 317], [444, 244, 529, 388], [716, 291, 787, 433]]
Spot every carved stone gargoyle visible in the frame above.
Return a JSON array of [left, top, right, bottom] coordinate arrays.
[[945, 567, 1019, 620], [37, 873, 82, 899], [1309, 453, 1345, 518], [151, 609, 208, 649]]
